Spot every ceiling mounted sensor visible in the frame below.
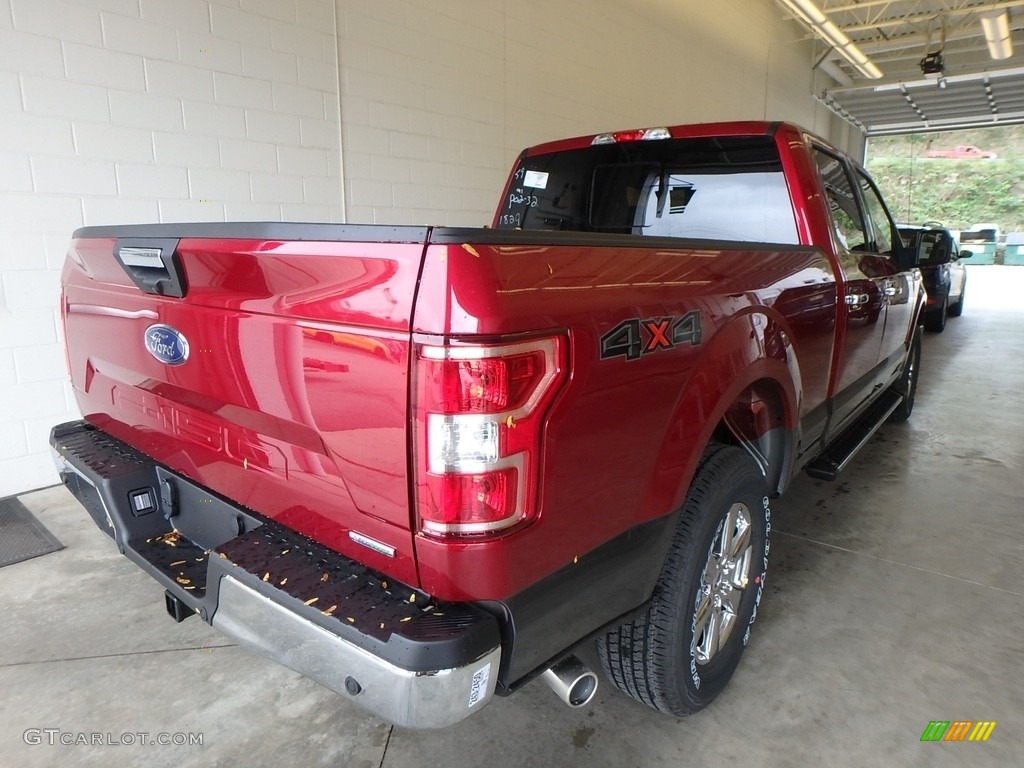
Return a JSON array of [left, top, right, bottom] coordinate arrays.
[[981, 11, 1013, 60], [777, 0, 883, 80]]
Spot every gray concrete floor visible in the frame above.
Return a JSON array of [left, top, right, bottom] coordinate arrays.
[[2, 266, 1021, 768]]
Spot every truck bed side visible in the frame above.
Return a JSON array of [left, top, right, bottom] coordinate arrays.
[[412, 229, 836, 681]]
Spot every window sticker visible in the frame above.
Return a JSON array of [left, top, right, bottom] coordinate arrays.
[[468, 663, 491, 707], [523, 170, 549, 189]]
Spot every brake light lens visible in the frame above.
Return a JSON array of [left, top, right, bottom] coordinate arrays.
[[414, 336, 566, 537], [591, 127, 671, 145], [433, 469, 519, 527]]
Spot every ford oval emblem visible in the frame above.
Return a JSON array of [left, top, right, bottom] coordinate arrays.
[[144, 324, 190, 365]]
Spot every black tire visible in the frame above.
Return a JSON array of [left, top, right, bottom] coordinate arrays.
[[948, 281, 965, 317], [924, 293, 947, 332], [597, 444, 770, 716], [888, 325, 921, 423]]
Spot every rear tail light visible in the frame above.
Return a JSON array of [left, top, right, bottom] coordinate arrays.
[[413, 336, 566, 537]]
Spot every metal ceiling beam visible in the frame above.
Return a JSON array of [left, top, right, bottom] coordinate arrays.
[[853, 23, 1024, 54], [872, 37, 1014, 57], [825, 0, 970, 12], [826, 0, 910, 11], [838, 1, 1024, 33], [853, 64, 1024, 90]]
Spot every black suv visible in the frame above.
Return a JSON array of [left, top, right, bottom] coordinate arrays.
[[898, 226, 970, 332]]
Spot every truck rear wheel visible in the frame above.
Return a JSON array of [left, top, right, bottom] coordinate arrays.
[[597, 444, 770, 716]]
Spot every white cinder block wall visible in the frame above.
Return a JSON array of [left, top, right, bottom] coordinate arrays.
[[335, 0, 851, 225], [1, 0, 856, 497], [0, 0, 342, 497]]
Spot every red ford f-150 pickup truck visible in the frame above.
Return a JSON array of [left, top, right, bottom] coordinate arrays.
[[51, 121, 923, 728]]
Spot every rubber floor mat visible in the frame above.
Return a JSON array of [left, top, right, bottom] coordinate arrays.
[[0, 496, 64, 568]]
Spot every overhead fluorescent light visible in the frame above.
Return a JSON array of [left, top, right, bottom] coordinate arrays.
[[778, 0, 883, 79], [981, 11, 1013, 60]]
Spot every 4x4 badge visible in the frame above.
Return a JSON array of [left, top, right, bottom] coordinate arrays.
[[600, 311, 703, 361]]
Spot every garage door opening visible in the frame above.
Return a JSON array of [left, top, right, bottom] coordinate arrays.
[[865, 124, 1024, 265]]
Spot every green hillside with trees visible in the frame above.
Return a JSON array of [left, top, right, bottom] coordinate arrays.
[[865, 126, 1024, 235]]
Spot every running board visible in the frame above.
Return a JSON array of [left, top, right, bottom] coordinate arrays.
[[804, 391, 903, 481]]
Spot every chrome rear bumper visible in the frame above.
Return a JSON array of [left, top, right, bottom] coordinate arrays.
[[50, 420, 503, 729], [213, 575, 500, 728]]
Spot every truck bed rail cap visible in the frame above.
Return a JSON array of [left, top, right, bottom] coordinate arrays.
[[73, 222, 431, 243]]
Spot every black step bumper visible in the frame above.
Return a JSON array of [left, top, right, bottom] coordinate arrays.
[[50, 420, 501, 728]]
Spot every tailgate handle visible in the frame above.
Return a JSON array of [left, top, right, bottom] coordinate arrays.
[[114, 238, 188, 298]]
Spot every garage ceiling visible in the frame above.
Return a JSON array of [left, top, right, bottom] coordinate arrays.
[[776, 1, 1024, 135]]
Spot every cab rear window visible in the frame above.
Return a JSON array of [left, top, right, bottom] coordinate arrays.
[[498, 136, 798, 245]]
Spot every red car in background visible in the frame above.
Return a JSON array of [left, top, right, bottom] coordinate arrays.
[[925, 145, 997, 159]]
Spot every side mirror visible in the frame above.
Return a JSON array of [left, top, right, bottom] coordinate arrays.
[[959, 249, 973, 259]]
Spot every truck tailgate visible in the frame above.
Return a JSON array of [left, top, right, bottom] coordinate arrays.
[[62, 224, 429, 585]]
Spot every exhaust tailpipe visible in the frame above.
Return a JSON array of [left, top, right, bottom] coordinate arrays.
[[542, 655, 598, 708]]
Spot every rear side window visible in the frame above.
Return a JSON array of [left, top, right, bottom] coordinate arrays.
[[498, 136, 798, 244], [812, 147, 866, 252], [856, 171, 895, 255]]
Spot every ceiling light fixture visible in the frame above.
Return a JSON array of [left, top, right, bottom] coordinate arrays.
[[777, 0, 883, 79], [981, 11, 1013, 60]]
